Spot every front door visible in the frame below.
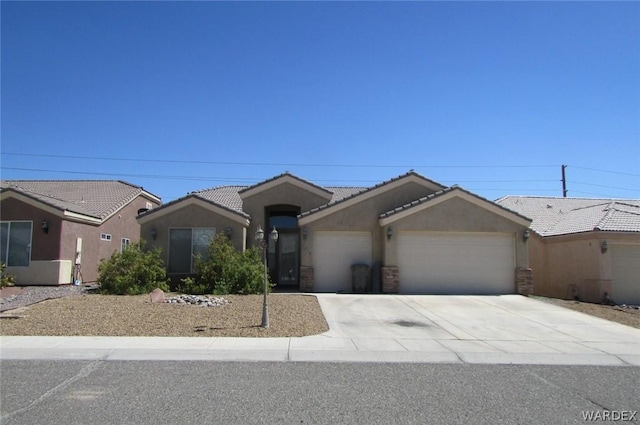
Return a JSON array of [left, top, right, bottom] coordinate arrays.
[[267, 207, 300, 288], [276, 232, 298, 285]]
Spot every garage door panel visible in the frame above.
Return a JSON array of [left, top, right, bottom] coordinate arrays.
[[398, 232, 515, 295], [611, 245, 640, 306], [313, 232, 372, 293]]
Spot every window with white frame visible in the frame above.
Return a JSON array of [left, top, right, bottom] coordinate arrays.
[[168, 228, 215, 274], [121, 238, 130, 252], [100, 233, 112, 241], [146, 202, 153, 210], [1, 221, 33, 267]]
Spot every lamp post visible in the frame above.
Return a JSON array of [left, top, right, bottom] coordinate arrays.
[[255, 225, 278, 328]]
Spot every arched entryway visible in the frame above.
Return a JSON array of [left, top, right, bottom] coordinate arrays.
[[265, 205, 300, 288]]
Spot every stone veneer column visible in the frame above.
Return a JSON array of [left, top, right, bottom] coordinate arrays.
[[515, 267, 534, 296], [299, 267, 314, 292], [382, 266, 400, 293]]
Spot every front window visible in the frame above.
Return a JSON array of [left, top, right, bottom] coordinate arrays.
[[121, 238, 130, 252], [1, 221, 33, 267], [168, 228, 215, 273]]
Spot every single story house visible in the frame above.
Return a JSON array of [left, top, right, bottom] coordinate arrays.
[[138, 171, 533, 295], [496, 196, 640, 305], [0, 180, 161, 285]]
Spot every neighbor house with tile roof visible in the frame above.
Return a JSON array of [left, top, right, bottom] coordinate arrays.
[[497, 196, 640, 305], [138, 171, 533, 295], [1, 180, 161, 285]]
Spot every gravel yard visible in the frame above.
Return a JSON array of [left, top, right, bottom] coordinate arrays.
[[0, 286, 329, 338]]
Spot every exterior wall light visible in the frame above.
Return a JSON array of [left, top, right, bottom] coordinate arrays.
[[41, 219, 49, 234], [302, 227, 308, 238], [387, 226, 393, 240], [601, 240, 608, 254], [523, 230, 530, 242], [150, 227, 157, 240], [225, 227, 232, 238]]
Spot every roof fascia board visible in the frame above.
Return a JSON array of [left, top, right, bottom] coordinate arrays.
[[299, 174, 441, 226], [379, 190, 532, 227], [239, 175, 332, 201], [1, 190, 102, 224], [137, 197, 250, 227]]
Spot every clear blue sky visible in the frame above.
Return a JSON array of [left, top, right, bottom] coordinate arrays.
[[2, 1, 638, 202]]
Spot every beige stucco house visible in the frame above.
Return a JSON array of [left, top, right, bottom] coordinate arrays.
[[0, 180, 161, 285], [138, 171, 533, 295], [497, 196, 640, 305]]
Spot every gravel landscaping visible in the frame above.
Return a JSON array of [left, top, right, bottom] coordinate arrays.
[[0, 286, 329, 338]]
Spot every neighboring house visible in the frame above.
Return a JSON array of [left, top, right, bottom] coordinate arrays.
[[496, 196, 640, 305], [0, 180, 161, 285], [138, 171, 532, 295]]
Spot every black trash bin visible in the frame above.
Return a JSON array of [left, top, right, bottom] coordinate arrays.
[[351, 264, 370, 293]]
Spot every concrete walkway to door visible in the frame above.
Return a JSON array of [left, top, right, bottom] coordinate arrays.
[[1, 295, 639, 365]]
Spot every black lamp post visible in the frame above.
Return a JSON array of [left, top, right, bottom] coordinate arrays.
[[255, 225, 278, 328]]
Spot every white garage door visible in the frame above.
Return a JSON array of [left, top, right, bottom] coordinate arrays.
[[398, 232, 515, 295], [611, 245, 640, 305], [313, 231, 372, 292]]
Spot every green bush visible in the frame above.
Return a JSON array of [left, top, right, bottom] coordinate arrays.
[[1, 263, 15, 288], [97, 241, 169, 295], [184, 233, 270, 295]]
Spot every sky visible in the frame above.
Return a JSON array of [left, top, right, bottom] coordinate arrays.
[[1, 1, 639, 203]]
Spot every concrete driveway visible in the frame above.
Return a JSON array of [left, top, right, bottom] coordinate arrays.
[[294, 294, 640, 365], [1, 294, 639, 365]]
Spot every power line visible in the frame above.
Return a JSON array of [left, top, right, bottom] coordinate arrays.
[[568, 180, 640, 192], [0, 152, 560, 169], [570, 165, 640, 178]]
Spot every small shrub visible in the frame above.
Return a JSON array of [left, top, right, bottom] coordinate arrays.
[[177, 276, 209, 295], [187, 234, 271, 295], [98, 241, 169, 295], [1, 263, 16, 288]]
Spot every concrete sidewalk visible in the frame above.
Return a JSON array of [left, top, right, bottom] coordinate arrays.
[[1, 295, 639, 365]]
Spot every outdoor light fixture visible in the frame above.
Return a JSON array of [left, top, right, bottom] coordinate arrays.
[[41, 220, 49, 234], [387, 226, 393, 240], [302, 227, 308, 238], [601, 240, 608, 254], [255, 225, 278, 328], [150, 227, 157, 241], [523, 230, 530, 242], [225, 227, 232, 238]]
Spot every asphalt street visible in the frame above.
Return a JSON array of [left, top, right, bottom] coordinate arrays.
[[1, 361, 638, 425]]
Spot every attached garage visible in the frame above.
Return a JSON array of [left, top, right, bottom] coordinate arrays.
[[611, 245, 640, 305], [397, 232, 516, 295], [312, 231, 372, 292]]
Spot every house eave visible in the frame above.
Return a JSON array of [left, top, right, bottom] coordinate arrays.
[[378, 188, 532, 228], [137, 196, 250, 227], [299, 173, 445, 226]]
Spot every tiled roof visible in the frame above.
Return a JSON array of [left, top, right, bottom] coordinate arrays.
[[1, 180, 159, 221], [496, 196, 640, 236], [145, 184, 365, 220], [299, 171, 446, 219]]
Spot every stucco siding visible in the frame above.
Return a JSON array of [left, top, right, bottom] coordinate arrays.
[[382, 197, 528, 269], [300, 181, 437, 266], [142, 204, 247, 266]]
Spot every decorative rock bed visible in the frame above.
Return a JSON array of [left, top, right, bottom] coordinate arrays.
[[164, 294, 230, 307]]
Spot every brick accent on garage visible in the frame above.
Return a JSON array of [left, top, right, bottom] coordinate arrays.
[[382, 266, 399, 293], [299, 266, 314, 292], [515, 267, 534, 295]]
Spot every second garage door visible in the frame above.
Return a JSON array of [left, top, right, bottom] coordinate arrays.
[[313, 231, 372, 292], [611, 244, 640, 306], [397, 232, 515, 295]]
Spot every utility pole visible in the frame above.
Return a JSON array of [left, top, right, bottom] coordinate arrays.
[[561, 164, 568, 197]]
